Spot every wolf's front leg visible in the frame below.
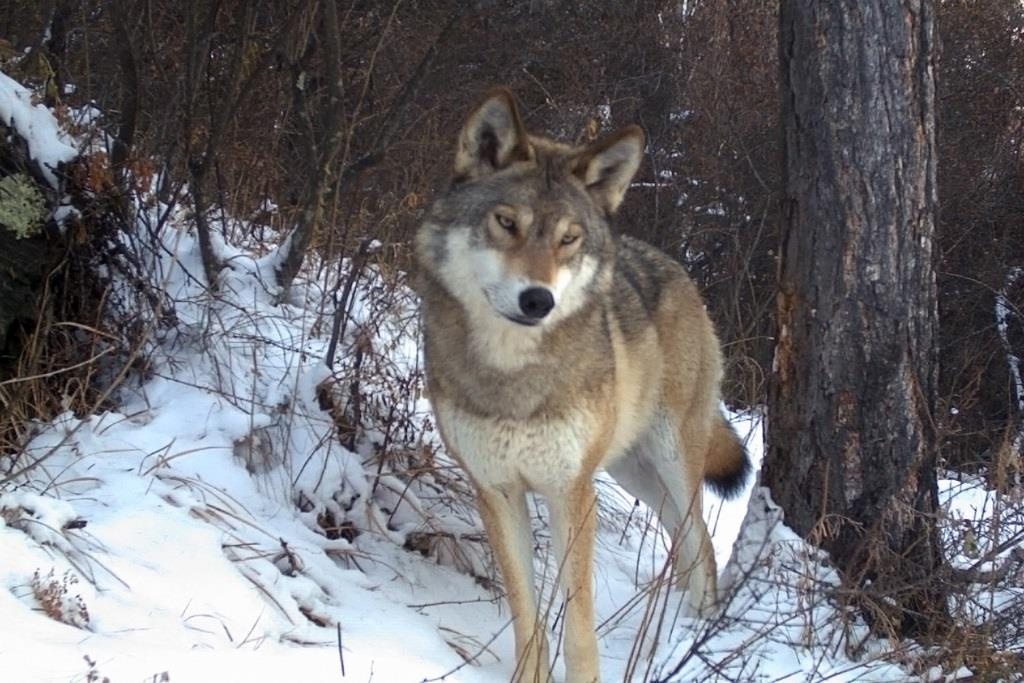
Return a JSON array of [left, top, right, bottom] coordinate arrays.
[[548, 481, 600, 683], [475, 486, 552, 682]]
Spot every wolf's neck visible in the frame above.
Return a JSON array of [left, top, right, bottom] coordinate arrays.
[[465, 313, 547, 372]]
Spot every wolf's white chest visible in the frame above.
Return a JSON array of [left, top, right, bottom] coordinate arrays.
[[434, 399, 598, 496]]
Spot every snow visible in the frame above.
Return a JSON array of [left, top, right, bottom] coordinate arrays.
[[939, 474, 1024, 574], [0, 70, 77, 187], [0, 71, 1006, 683]]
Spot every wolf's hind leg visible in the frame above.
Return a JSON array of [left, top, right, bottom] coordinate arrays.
[[607, 416, 717, 613], [606, 442, 682, 536], [667, 416, 718, 614]]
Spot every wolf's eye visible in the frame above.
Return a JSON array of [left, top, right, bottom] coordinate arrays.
[[495, 213, 517, 234], [560, 233, 580, 246]]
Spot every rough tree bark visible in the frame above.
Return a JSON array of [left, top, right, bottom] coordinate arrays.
[[764, 0, 948, 635]]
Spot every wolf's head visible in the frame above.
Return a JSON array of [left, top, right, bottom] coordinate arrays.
[[417, 89, 644, 330]]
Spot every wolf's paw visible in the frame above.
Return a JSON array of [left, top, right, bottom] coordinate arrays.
[[565, 674, 600, 683]]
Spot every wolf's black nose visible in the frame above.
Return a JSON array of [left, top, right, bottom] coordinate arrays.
[[519, 287, 555, 319]]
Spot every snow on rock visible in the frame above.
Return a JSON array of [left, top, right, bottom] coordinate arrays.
[[0, 490, 81, 549], [0, 69, 78, 187]]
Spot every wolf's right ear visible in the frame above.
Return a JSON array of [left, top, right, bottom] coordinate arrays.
[[454, 89, 533, 182], [573, 126, 645, 214]]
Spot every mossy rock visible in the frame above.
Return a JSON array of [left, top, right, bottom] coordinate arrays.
[[0, 173, 48, 239]]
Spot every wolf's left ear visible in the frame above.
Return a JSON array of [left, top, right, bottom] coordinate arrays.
[[573, 126, 645, 214], [454, 89, 533, 182]]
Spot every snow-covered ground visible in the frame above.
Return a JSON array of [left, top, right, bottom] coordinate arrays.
[[0, 342, 907, 683], [0, 69, 1013, 683]]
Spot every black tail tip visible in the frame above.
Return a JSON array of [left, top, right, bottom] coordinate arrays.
[[704, 447, 753, 500]]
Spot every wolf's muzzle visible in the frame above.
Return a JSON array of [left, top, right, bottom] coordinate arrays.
[[519, 287, 555, 320]]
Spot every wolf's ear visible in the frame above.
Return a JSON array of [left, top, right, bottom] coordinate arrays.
[[454, 89, 533, 182], [573, 126, 645, 214]]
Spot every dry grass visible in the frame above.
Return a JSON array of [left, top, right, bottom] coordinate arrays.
[[30, 568, 90, 629]]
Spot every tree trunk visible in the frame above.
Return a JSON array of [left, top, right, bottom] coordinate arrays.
[[764, 0, 947, 636]]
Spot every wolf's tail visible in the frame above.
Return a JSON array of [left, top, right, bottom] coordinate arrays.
[[703, 413, 752, 500]]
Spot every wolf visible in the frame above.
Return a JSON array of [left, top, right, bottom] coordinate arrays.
[[415, 89, 751, 683]]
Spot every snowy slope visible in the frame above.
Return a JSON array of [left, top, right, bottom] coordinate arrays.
[[0, 221, 913, 682], [0, 70, 987, 683]]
